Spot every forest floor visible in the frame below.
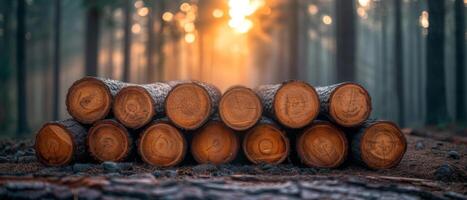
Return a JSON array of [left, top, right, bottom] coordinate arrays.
[[0, 129, 465, 199]]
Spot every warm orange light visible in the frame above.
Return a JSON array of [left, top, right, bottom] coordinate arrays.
[[358, 0, 370, 7], [228, 0, 264, 33], [185, 33, 195, 43], [308, 4, 318, 15], [138, 7, 149, 17], [132, 24, 141, 34], [162, 12, 174, 22], [180, 3, 191, 12], [357, 7, 367, 19], [419, 11, 429, 28], [322, 15, 332, 25], [184, 22, 195, 32], [212, 9, 224, 18]]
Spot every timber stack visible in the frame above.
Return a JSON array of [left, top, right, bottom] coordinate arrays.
[[35, 76, 407, 170]]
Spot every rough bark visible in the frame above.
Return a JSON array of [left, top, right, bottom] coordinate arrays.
[[114, 83, 171, 129], [66, 77, 127, 124], [87, 119, 133, 162], [316, 82, 371, 127], [35, 119, 88, 166], [348, 120, 407, 169]]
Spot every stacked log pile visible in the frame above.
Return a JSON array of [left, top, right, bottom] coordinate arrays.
[[35, 77, 407, 169]]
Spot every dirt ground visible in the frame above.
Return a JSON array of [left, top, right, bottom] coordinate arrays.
[[0, 131, 465, 199]]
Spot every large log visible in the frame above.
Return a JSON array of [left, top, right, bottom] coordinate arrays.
[[255, 80, 320, 129], [350, 120, 407, 169], [87, 119, 133, 162], [113, 83, 171, 129], [219, 86, 262, 131], [138, 120, 186, 167], [191, 120, 239, 165], [296, 121, 348, 168], [66, 77, 126, 124], [165, 81, 221, 130], [316, 82, 371, 127], [243, 118, 289, 165], [35, 119, 87, 166]]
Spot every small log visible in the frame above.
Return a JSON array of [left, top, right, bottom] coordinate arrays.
[[243, 118, 289, 165], [350, 120, 407, 169], [66, 77, 126, 124], [138, 120, 186, 167], [316, 82, 371, 127], [255, 80, 320, 129], [87, 119, 133, 162], [113, 83, 171, 129], [165, 81, 221, 130], [296, 121, 348, 168], [191, 121, 239, 165], [35, 119, 87, 166], [219, 86, 262, 131]]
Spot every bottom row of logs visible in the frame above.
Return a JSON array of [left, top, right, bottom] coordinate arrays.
[[35, 118, 407, 170]]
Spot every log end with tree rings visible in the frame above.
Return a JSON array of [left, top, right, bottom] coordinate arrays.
[[138, 122, 186, 167], [165, 83, 212, 130], [66, 77, 112, 124], [273, 81, 320, 128], [114, 86, 155, 129], [219, 86, 262, 131], [356, 121, 407, 169], [329, 83, 371, 127], [296, 122, 348, 168], [191, 121, 239, 165], [243, 124, 289, 165], [87, 120, 131, 162], [35, 124, 74, 166]]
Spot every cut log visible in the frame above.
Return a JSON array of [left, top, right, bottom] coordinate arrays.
[[66, 77, 126, 124], [191, 121, 239, 164], [350, 120, 407, 169], [138, 121, 186, 167], [296, 121, 348, 168], [165, 81, 221, 130], [113, 83, 171, 129], [219, 86, 262, 131], [243, 118, 289, 165], [255, 80, 320, 129], [316, 82, 371, 127], [87, 119, 133, 162], [35, 119, 87, 166]]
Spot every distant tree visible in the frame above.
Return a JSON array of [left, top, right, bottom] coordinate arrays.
[[0, 1, 13, 131], [146, 0, 156, 83], [84, 0, 101, 76], [335, 0, 356, 82], [122, 0, 132, 82], [426, 0, 448, 125], [155, 0, 166, 81], [455, 0, 465, 123], [394, 0, 404, 126], [52, 0, 61, 120], [288, 0, 299, 80], [17, 0, 28, 135]]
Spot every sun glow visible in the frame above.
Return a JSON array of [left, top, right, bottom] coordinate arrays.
[[228, 0, 264, 33]]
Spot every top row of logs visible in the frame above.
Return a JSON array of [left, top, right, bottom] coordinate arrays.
[[66, 77, 372, 130]]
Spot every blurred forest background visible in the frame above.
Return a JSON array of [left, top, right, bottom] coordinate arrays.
[[0, 0, 465, 137]]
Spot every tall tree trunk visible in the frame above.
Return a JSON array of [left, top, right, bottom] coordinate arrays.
[[146, 1, 155, 82], [52, 0, 61, 120], [288, 0, 299, 79], [394, 0, 404, 126], [122, 0, 132, 82], [16, 0, 28, 135], [0, 0, 12, 131], [455, 0, 465, 123], [84, 2, 100, 76], [335, 0, 356, 82], [426, 0, 448, 125], [155, 0, 165, 81]]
